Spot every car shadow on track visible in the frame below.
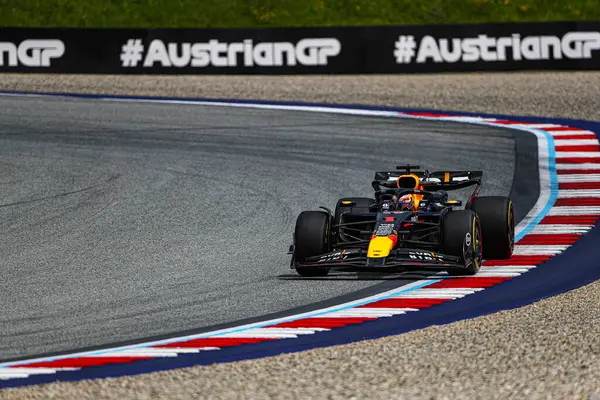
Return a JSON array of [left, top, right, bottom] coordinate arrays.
[[277, 270, 440, 281]]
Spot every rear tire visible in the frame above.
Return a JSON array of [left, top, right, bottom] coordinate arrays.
[[294, 211, 331, 277], [442, 210, 482, 276], [468, 196, 514, 259]]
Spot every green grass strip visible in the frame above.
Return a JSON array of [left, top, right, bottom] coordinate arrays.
[[1, 0, 599, 28]]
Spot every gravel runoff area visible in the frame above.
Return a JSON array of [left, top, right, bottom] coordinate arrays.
[[1, 72, 600, 121], [1, 72, 600, 399]]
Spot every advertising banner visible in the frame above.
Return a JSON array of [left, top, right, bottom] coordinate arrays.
[[1, 21, 599, 74]]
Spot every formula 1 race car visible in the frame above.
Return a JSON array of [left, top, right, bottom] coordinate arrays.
[[289, 165, 515, 277]]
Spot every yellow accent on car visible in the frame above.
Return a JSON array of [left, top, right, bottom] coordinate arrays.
[[367, 237, 394, 258], [341, 200, 353, 205], [444, 172, 450, 182]]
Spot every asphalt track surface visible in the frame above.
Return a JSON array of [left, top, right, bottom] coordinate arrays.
[[0, 95, 525, 361]]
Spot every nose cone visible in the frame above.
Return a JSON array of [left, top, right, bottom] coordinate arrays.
[[367, 236, 394, 258]]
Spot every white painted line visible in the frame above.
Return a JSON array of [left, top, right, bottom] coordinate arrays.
[[137, 98, 404, 118], [548, 206, 600, 215], [0, 367, 64, 378], [557, 174, 600, 182], [442, 117, 494, 122], [556, 151, 600, 158], [471, 270, 527, 276], [1, 375, 29, 380], [554, 139, 599, 146], [480, 266, 536, 272], [0, 366, 80, 380], [249, 328, 323, 334], [104, 348, 220, 356], [396, 288, 483, 296], [99, 349, 181, 358], [352, 307, 420, 312], [217, 332, 299, 339], [397, 293, 464, 299], [479, 269, 531, 275], [322, 309, 406, 318], [475, 272, 523, 277], [558, 189, 600, 198], [217, 328, 323, 337], [548, 130, 597, 136], [530, 225, 593, 234], [556, 163, 600, 170], [150, 347, 220, 352], [506, 123, 563, 128], [158, 348, 210, 353], [513, 245, 568, 255], [395, 289, 480, 298], [0, 371, 30, 379], [319, 309, 418, 318]]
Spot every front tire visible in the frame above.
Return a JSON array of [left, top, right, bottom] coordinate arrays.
[[294, 211, 331, 277], [468, 196, 514, 259], [442, 210, 482, 276]]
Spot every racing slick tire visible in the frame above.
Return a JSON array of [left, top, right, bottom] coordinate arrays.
[[468, 196, 514, 259], [442, 210, 483, 276], [334, 197, 375, 241], [294, 211, 331, 277]]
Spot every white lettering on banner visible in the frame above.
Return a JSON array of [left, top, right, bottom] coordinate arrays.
[[0, 40, 64, 67], [394, 32, 600, 64], [120, 38, 341, 68]]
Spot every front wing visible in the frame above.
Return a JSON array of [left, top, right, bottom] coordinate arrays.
[[292, 248, 463, 272]]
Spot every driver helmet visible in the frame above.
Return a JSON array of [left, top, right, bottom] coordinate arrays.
[[398, 194, 415, 211]]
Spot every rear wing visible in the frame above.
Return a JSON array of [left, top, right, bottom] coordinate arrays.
[[374, 170, 483, 190]]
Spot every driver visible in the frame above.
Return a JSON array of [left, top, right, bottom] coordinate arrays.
[[398, 194, 417, 211], [381, 174, 450, 212]]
